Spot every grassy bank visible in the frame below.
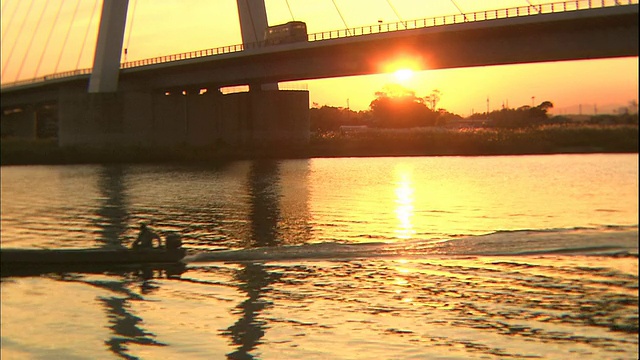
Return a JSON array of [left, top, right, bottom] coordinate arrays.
[[309, 124, 639, 157], [1, 124, 637, 165]]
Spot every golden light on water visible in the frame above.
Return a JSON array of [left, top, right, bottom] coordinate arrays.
[[394, 164, 416, 239]]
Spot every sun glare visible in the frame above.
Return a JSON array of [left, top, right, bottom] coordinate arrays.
[[394, 69, 414, 83], [381, 55, 423, 84]]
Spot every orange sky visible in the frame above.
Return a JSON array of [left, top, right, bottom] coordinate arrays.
[[1, 0, 638, 116]]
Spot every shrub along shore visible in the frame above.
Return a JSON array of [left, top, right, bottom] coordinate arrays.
[[1, 124, 637, 166]]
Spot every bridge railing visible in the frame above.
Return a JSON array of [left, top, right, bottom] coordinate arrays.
[[120, 44, 245, 69], [1, 0, 637, 90], [308, 0, 637, 40]]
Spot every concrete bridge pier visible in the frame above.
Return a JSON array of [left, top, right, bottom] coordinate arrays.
[[243, 88, 310, 146], [1, 105, 38, 139], [57, 85, 309, 150], [1, 103, 58, 139]]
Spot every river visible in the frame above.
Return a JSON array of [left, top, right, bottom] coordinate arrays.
[[1, 154, 638, 359]]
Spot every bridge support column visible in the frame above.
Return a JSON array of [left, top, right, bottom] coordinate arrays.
[[223, 89, 309, 147], [59, 85, 161, 147], [57, 85, 309, 150]]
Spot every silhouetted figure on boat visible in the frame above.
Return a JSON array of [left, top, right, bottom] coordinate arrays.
[[132, 223, 161, 250], [165, 232, 182, 251]]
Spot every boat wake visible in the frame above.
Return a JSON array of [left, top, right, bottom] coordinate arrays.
[[183, 225, 638, 263]]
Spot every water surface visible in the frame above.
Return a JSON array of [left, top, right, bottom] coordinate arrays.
[[1, 154, 638, 359]]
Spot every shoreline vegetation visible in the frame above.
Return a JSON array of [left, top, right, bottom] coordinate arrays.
[[1, 124, 637, 166]]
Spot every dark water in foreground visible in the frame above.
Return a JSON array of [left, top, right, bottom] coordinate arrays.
[[1, 154, 638, 359]]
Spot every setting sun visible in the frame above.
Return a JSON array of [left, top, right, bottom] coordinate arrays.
[[394, 69, 414, 83]]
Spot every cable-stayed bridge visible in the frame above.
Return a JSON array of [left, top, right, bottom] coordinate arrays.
[[1, 0, 637, 148]]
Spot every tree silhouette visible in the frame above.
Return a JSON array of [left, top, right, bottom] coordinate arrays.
[[424, 89, 441, 110], [489, 101, 554, 128], [369, 84, 438, 128], [309, 106, 366, 132]]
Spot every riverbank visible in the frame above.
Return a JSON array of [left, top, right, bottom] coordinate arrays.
[[1, 124, 637, 165]]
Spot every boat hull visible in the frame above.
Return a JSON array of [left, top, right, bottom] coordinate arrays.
[[1, 248, 186, 276]]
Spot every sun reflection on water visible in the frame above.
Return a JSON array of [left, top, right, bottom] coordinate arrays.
[[394, 164, 415, 239]]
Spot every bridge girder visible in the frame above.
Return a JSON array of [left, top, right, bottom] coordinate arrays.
[[115, 5, 638, 91]]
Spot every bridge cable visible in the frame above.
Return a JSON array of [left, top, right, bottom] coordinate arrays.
[[1, 0, 21, 45], [285, 0, 295, 21], [1, 0, 34, 79], [54, 0, 82, 73], [525, 0, 541, 13], [75, 0, 100, 70], [123, 0, 138, 62], [1, 0, 9, 14], [331, 0, 351, 35], [33, 0, 65, 78], [449, 0, 469, 22], [15, 0, 50, 81], [385, 0, 406, 29]]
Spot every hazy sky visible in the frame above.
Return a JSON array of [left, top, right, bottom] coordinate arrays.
[[1, 0, 637, 116]]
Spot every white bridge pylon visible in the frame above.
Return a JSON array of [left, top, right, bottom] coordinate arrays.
[[236, 0, 278, 90], [88, 0, 129, 93], [88, 0, 274, 94], [236, 0, 269, 45]]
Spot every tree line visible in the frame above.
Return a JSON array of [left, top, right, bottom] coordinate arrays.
[[310, 84, 637, 132]]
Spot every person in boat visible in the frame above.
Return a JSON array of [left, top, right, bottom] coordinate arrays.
[[165, 232, 183, 252], [132, 223, 161, 250]]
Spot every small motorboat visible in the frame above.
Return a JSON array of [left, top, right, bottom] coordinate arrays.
[[0, 247, 187, 277]]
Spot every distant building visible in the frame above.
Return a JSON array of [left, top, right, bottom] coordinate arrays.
[[562, 115, 591, 123], [617, 107, 630, 115], [445, 118, 486, 129], [339, 125, 368, 134]]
